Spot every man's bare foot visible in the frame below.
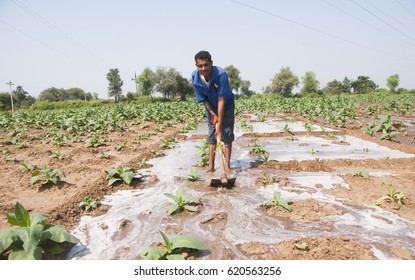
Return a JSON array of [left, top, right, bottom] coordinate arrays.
[[225, 167, 235, 178]]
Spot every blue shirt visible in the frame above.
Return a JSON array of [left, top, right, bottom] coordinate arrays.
[[192, 66, 234, 114]]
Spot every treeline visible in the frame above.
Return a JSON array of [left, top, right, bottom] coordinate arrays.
[[1, 65, 413, 112]]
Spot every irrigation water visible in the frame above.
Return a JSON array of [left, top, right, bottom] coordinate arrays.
[[68, 115, 415, 260]]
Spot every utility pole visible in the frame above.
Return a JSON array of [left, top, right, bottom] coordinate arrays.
[[131, 72, 138, 94], [6, 80, 15, 112]]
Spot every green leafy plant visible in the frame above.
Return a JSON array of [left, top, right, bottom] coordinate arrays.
[[31, 167, 65, 186], [256, 151, 270, 163], [85, 134, 106, 148], [308, 148, 319, 155], [79, 197, 100, 212], [260, 191, 292, 212], [161, 137, 178, 149], [186, 168, 200, 182], [195, 139, 209, 166], [115, 141, 128, 151], [20, 163, 38, 173], [139, 230, 206, 260], [100, 151, 110, 159], [164, 188, 200, 215], [105, 166, 139, 186], [0, 202, 79, 260], [49, 150, 64, 160], [375, 182, 404, 209], [294, 242, 310, 251], [151, 148, 166, 157], [353, 170, 370, 179], [280, 124, 293, 135], [260, 173, 277, 185]]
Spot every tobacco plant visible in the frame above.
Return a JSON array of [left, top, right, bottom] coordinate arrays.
[[196, 139, 209, 166], [105, 166, 139, 186], [353, 170, 369, 179], [375, 182, 404, 209], [164, 188, 200, 215], [186, 168, 201, 182], [261, 191, 292, 212], [31, 167, 65, 186], [139, 230, 206, 260], [0, 202, 79, 260], [80, 197, 100, 212]]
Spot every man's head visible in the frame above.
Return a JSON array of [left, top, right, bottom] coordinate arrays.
[[195, 50, 213, 80]]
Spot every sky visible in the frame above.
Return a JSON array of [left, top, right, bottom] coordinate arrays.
[[1, 0, 415, 99]]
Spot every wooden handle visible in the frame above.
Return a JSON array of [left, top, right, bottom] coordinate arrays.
[[215, 123, 228, 184]]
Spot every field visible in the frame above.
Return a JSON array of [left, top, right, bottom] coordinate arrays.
[[1, 94, 414, 260]]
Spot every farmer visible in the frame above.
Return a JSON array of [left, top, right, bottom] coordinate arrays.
[[192, 50, 235, 177]]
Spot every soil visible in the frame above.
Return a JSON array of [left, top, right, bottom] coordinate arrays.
[[1, 111, 414, 260]]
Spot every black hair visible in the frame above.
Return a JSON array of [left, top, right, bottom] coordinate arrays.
[[194, 50, 212, 62]]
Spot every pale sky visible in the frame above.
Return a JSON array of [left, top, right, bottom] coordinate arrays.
[[1, 0, 415, 99]]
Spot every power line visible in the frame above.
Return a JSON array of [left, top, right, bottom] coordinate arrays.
[[351, 0, 415, 43], [0, 18, 93, 69], [396, 0, 415, 19], [322, 0, 415, 46], [11, 0, 109, 66], [362, 0, 415, 34], [229, 0, 414, 60]]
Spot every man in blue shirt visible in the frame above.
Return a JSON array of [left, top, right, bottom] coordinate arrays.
[[192, 50, 235, 177]]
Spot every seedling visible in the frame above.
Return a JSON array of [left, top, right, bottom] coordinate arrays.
[[161, 137, 178, 149], [294, 242, 310, 251], [256, 151, 270, 163], [49, 150, 64, 160], [260, 173, 277, 185], [308, 148, 319, 155], [303, 122, 315, 131], [100, 151, 110, 159], [280, 124, 293, 135], [196, 139, 209, 166], [20, 163, 38, 173], [31, 167, 65, 186], [105, 166, 139, 186], [139, 230, 206, 260], [115, 141, 128, 151], [79, 197, 100, 212], [85, 134, 106, 148], [137, 157, 147, 168], [375, 182, 404, 209], [260, 191, 292, 212], [164, 188, 200, 215], [186, 168, 200, 182], [0, 202, 79, 260], [353, 170, 370, 179], [151, 148, 165, 157], [249, 138, 267, 156]]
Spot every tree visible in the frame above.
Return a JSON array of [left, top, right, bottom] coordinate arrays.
[[136, 67, 156, 97], [341, 77, 352, 93], [12, 86, 35, 108], [154, 67, 191, 100], [323, 80, 343, 95], [269, 66, 299, 97], [38, 87, 61, 102], [0, 92, 11, 110], [224, 65, 241, 94], [177, 77, 193, 101], [300, 71, 319, 95], [107, 68, 123, 102], [386, 74, 399, 93], [240, 80, 254, 97], [351, 76, 377, 94]]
